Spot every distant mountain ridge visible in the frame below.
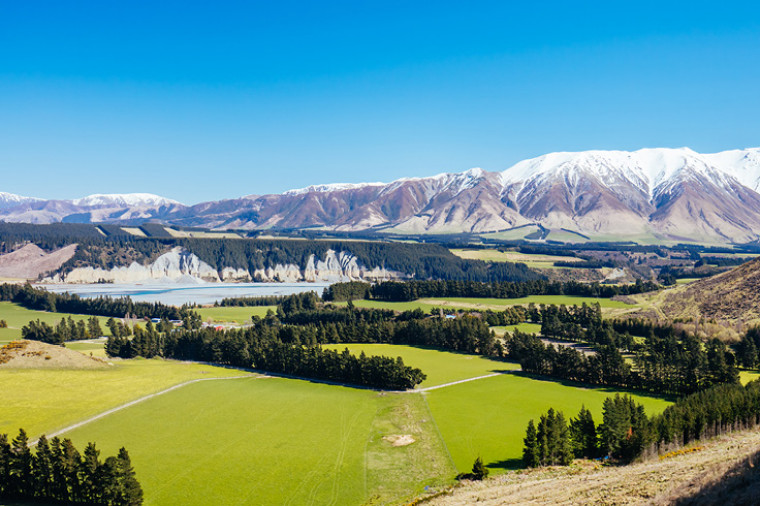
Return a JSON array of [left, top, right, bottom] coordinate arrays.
[[3, 147, 760, 243]]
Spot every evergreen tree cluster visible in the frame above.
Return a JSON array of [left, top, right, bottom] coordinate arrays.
[[21, 316, 103, 345], [0, 283, 191, 321], [507, 329, 739, 396], [522, 381, 760, 469], [0, 429, 142, 505], [736, 326, 760, 368]]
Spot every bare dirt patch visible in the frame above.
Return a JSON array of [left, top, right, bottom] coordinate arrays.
[[0, 243, 77, 280], [0, 340, 107, 369], [383, 434, 416, 447]]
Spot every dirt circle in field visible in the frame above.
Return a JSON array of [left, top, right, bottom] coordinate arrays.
[[383, 434, 416, 447]]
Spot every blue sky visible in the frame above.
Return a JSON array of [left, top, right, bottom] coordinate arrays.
[[2, 1, 759, 203]]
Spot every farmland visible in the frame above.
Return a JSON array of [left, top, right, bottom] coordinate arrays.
[[0, 358, 243, 438], [195, 305, 277, 324], [450, 248, 581, 269], [0, 301, 113, 344], [64, 376, 454, 506], [335, 294, 636, 315], [425, 373, 672, 472], [322, 344, 519, 387]]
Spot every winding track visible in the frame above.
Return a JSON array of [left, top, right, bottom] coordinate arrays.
[[29, 374, 256, 446], [28, 370, 509, 446]]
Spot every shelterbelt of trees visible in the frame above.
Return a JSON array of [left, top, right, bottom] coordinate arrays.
[[0, 429, 142, 505], [0, 284, 189, 321], [21, 316, 103, 344], [509, 303, 740, 396], [0, 223, 542, 283], [322, 279, 661, 302], [522, 380, 760, 470]]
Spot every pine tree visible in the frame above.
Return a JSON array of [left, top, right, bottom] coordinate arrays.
[[522, 419, 539, 467], [471, 456, 489, 480], [569, 405, 597, 458], [115, 447, 143, 506], [9, 428, 33, 497]]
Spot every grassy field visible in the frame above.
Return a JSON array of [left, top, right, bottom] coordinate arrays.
[[322, 344, 518, 387], [336, 295, 635, 315], [64, 377, 454, 506], [0, 358, 243, 438], [0, 301, 113, 344], [449, 249, 581, 269], [195, 305, 277, 324], [424, 373, 672, 472], [491, 323, 542, 336], [740, 370, 760, 385], [65, 338, 108, 357]]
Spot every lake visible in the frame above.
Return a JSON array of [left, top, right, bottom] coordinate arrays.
[[34, 282, 330, 306]]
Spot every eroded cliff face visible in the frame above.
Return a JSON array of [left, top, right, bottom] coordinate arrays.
[[44, 247, 404, 284]]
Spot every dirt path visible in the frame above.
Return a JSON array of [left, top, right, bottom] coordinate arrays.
[[30, 374, 257, 446], [412, 373, 507, 392]]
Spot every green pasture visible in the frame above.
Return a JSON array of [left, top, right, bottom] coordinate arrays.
[[449, 248, 580, 269], [491, 322, 542, 336], [424, 373, 671, 472], [64, 377, 454, 506], [337, 295, 635, 315], [65, 338, 108, 358], [0, 301, 113, 344], [0, 358, 243, 438], [322, 344, 518, 387], [740, 370, 760, 385], [195, 305, 276, 324]]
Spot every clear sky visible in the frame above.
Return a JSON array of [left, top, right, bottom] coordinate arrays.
[[2, 1, 759, 204]]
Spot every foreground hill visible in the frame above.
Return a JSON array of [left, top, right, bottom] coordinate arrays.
[[639, 256, 760, 329], [423, 429, 760, 505], [0, 340, 107, 368], [3, 148, 760, 243]]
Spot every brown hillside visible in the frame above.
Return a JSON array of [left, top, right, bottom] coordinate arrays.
[[0, 340, 107, 369], [422, 429, 760, 505], [653, 257, 760, 327]]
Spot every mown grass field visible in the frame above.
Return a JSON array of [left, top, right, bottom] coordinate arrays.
[[65, 377, 454, 506], [195, 305, 276, 324], [0, 358, 243, 438], [0, 301, 113, 344], [450, 248, 581, 269], [322, 344, 518, 387], [425, 374, 672, 472]]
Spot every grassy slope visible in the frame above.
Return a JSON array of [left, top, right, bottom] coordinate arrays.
[[195, 305, 276, 324], [425, 374, 671, 473], [426, 429, 760, 505], [64, 377, 454, 506], [0, 358, 243, 438], [0, 301, 113, 344], [491, 323, 542, 336], [322, 344, 519, 388]]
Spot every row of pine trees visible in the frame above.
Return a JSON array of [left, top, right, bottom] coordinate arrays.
[[0, 429, 142, 505]]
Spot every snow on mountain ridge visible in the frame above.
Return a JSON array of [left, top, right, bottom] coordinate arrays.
[[500, 148, 760, 199], [71, 193, 182, 207]]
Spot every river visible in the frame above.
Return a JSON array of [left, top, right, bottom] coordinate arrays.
[[34, 282, 331, 306]]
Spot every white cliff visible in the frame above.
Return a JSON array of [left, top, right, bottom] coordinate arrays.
[[45, 248, 403, 284]]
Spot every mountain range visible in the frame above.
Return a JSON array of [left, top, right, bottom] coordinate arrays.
[[3, 147, 760, 243]]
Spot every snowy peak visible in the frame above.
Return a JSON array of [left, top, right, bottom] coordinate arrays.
[[0, 192, 42, 210], [500, 147, 760, 198], [71, 193, 182, 207], [283, 182, 386, 196]]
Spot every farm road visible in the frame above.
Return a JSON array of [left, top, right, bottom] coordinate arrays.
[[412, 372, 506, 392], [30, 374, 257, 446]]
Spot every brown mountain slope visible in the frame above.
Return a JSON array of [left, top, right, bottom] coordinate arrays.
[[421, 429, 760, 506], [651, 257, 760, 326]]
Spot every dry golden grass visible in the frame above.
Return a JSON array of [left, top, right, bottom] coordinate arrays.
[[422, 429, 760, 505], [0, 340, 107, 369]]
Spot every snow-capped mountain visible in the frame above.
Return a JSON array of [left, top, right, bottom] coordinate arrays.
[[3, 148, 760, 243], [0, 192, 186, 224], [0, 192, 42, 210]]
